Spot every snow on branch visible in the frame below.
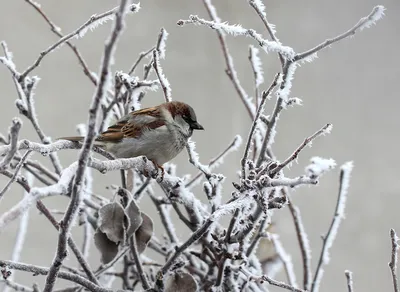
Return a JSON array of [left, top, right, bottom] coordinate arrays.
[[311, 161, 354, 292], [177, 15, 295, 59]]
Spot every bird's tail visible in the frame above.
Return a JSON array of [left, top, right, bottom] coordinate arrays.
[[58, 136, 105, 148], [58, 136, 85, 142]]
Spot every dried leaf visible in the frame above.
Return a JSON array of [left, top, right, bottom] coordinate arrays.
[[94, 229, 119, 264], [124, 198, 143, 241], [135, 212, 153, 254], [165, 272, 198, 292], [98, 202, 125, 243]]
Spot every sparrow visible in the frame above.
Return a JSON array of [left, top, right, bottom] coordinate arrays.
[[60, 101, 204, 173]]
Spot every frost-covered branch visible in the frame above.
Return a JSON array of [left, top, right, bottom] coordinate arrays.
[[0, 118, 22, 170], [20, 2, 141, 79], [43, 1, 132, 291], [24, 0, 98, 84], [177, 15, 295, 59], [198, 0, 255, 119], [311, 162, 354, 292], [271, 123, 332, 175], [345, 270, 354, 292], [152, 49, 171, 102], [286, 191, 312, 291], [389, 229, 399, 292], [0, 260, 112, 292], [248, 0, 285, 66], [294, 6, 385, 62], [237, 266, 306, 292], [241, 73, 279, 178]]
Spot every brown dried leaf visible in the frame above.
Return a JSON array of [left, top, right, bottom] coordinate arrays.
[[165, 272, 198, 292], [124, 198, 143, 241], [135, 212, 153, 254], [94, 229, 119, 264], [98, 202, 125, 243]]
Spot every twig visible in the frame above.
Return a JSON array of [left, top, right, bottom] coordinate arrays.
[[0, 150, 32, 201], [241, 73, 279, 178], [345, 270, 354, 292], [130, 236, 151, 289], [237, 266, 306, 292], [311, 162, 354, 292], [256, 62, 292, 167], [185, 135, 241, 188], [389, 229, 399, 292], [24, 0, 97, 84], [1, 279, 33, 292], [177, 16, 295, 59], [248, 45, 263, 108], [248, 0, 285, 66], [152, 49, 171, 102], [36, 200, 99, 286], [200, 0, 255, 119], [294, 6, 385, 62], [128, 46, 155, 75], [0, 260, 111, 292], [3, 173, 33, 292], [0, 118, 22, 170], [19, 3, 139, 79], [159, 219, 213, 276], [286, 191, 311, 291], [271, 123, 332, 175], [270, 233, 297, 288], [42, 1, 131, 291]]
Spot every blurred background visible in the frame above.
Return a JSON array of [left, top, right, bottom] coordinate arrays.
[[0, 0, 399, 291]]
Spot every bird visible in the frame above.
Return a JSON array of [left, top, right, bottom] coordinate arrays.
[[59, 101, 204, 176]]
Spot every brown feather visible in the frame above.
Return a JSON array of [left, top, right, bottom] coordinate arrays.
[[96, 107, 166, 143]]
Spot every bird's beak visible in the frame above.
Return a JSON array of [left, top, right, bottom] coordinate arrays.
[[190, 121, 204, 130]]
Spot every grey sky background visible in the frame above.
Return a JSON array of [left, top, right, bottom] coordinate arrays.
[[0, 0, 399, 291]]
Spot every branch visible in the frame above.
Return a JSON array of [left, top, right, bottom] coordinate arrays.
[[177, 15, 295, 59], [130, 236, 150, 290], [286, 191, 312, 291], [248, 0, 285, 66], [0, 260, 112, 292], [19, 2, 140, 79], [311, 162, 354, 292], [24, 0, 98, 84], [199, 0, 255, 119], [152, 49, 171, 102], [389, 229, 399, 292], [43, 1, 131, 290], [345, 270, 354, 292], [271, 123, 332, 175], [237, 266, 306, 292], [241, 73, 279, 178], [294, 6, 385, 62], [0, 118, 22, 170]]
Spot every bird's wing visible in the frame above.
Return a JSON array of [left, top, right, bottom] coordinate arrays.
[[97, 107, 166, 143]]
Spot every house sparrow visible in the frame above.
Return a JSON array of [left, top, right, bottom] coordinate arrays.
[[60, 101, 204, 171]]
